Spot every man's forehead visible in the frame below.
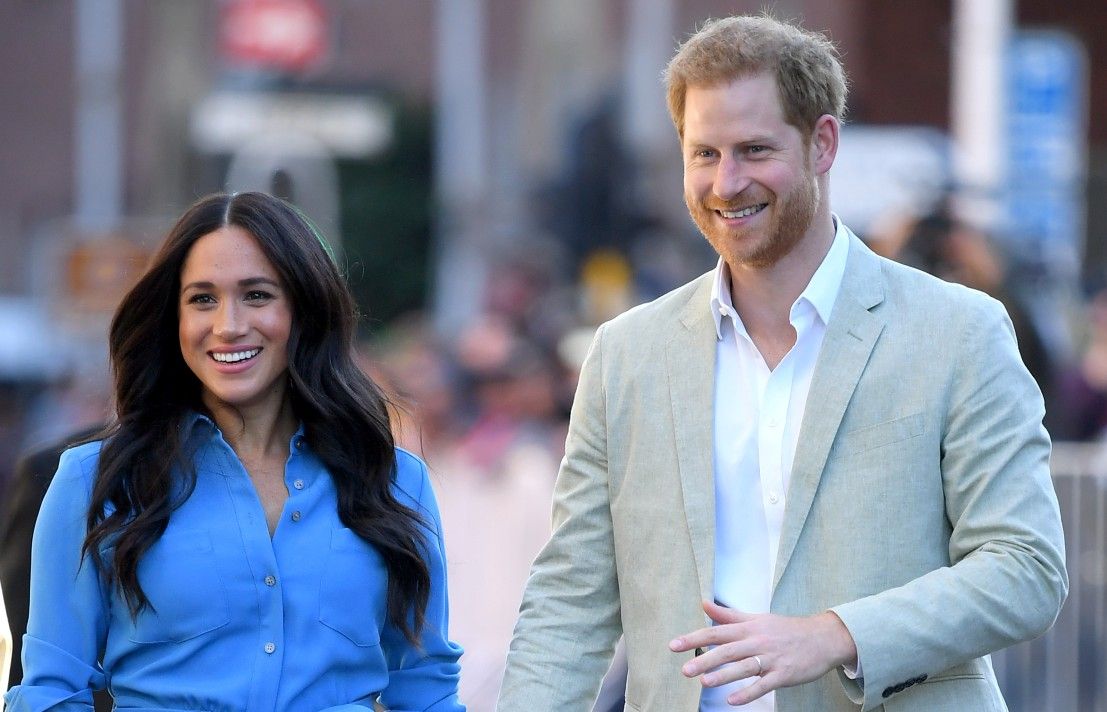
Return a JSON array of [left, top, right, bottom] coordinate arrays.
[[682, 76, 790, 138]]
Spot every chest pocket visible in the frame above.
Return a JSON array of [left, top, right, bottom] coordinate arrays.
[[318, 527, 387, 647], [830, 411, 927, 460], [127, 530, 230, 644]]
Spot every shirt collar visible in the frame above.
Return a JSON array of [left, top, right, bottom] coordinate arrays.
[[709, 214, 852, 340], [179, 409, 307, 452]]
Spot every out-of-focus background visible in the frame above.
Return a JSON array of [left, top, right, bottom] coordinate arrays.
[[2, 0, 1107, 709]]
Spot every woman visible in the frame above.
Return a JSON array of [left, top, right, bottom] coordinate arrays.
[[5, 192, 464, 711]]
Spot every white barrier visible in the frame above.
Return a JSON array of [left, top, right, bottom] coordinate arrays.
[[993, 442, 1107, 711]]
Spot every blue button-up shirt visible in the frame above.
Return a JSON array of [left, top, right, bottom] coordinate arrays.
[[6, 414, 464, 711]]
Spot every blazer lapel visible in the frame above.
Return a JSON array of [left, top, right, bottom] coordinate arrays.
[[773, 237, 887, 592], [666, 275, 718, 604]]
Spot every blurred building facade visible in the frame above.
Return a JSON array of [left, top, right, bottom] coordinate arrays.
[[3, 1, 1107, 306]]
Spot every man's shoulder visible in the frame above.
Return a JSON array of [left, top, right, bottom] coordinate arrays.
[[601, 271, 713, 338], [872, 250, 1005, 320]]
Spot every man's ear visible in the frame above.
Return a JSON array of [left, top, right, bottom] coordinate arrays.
[[810, 114, 839, 175]]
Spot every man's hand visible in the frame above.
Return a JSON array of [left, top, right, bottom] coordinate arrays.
[[668, 601, 858, 706]]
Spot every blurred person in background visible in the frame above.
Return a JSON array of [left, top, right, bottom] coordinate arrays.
[[866, 201, 1057, 413], [498, 13, 1066, 712], [1052, 275, 1107, 441], [366, 315, 462, 459], [0, 425, 110, 712], [5, 192, 464, 711], [432, 316, 563, 709]]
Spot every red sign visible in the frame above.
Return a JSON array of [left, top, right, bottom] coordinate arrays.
[[221, 0, 328, 73]]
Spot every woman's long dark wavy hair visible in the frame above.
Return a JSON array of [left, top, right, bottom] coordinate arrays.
[[83, 191, 431, 644]]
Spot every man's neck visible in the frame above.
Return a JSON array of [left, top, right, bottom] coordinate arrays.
[[727, 213, 836, 332]]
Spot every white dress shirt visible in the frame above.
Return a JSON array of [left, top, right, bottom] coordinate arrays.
[[700, 219, 850, 712]]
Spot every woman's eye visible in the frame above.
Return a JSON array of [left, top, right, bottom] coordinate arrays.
[[186, 294, 215, 305], [245, 290, 274, 302]]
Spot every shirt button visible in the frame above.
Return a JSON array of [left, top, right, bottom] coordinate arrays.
[[291, 510, 302, 522], [768, 492, 780, 504], [295, 437, 304, 450], [293, 479, 305, 490], [718, 306, 727, 316], [264, 575, 277, 587], [264, 642, 276, 654]]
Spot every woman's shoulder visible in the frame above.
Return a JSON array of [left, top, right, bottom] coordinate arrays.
[[391, 447, 429, 503], [55, 440, 105, 483]]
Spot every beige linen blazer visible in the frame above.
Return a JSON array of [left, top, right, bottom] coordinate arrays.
[[498, 235, 1067, 712]]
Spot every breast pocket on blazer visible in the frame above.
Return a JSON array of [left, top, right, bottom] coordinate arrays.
[[127, 531, 230, 644], [318, 527, 387, 647], [832, 412, 926, 459]]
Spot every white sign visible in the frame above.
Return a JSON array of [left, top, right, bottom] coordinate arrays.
[[190, 92, 393, 158]]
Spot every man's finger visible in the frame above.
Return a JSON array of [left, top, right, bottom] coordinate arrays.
[[680, 640, 757, 678], [727, 671, 778, 706], [669, 622, 746, 651], [699, 655, 765, 687], [703, 599, 753, 624]]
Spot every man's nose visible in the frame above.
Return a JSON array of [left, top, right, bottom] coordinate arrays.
[[713, 156, 750, 202]]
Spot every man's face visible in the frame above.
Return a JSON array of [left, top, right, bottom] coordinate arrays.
[[682, 72, 821, 270]]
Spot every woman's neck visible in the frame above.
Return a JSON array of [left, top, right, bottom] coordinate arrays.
[[204, 394, 298, 460]]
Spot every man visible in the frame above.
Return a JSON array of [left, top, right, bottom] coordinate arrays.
[[498, 14, 1067, 712]]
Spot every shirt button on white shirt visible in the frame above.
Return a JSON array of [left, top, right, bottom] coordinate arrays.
[[264, 642, 276, 654], [705, 217, 850, 712], [293, 479, 305, 490], [264, 575, 277, 587]]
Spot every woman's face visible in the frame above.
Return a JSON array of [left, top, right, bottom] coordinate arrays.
[[178, 225, 293, 416]]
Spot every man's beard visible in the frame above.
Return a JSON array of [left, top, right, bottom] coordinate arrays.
[[687, 168, 819, 269]]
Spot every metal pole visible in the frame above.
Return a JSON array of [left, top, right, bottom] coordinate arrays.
[[74, 0, 124, 233], [432, 0, 488, 337], [950, 0, 1013, 230], [623, 0, 674, 155]]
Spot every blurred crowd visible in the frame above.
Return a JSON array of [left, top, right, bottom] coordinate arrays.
[[3, 202, 1107, 710]]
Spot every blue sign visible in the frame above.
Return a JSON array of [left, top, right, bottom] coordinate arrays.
[[1004, 30, 1086, 272]]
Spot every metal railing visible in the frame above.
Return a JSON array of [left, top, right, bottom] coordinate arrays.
[[994, 442, 1107, 712]]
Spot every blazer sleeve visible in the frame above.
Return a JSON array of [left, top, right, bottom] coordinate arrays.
[[378, 455, 465, 712], [830, 296, 1068, 710], [497, 323, 623, 712], [3, 447, 110, 712]]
